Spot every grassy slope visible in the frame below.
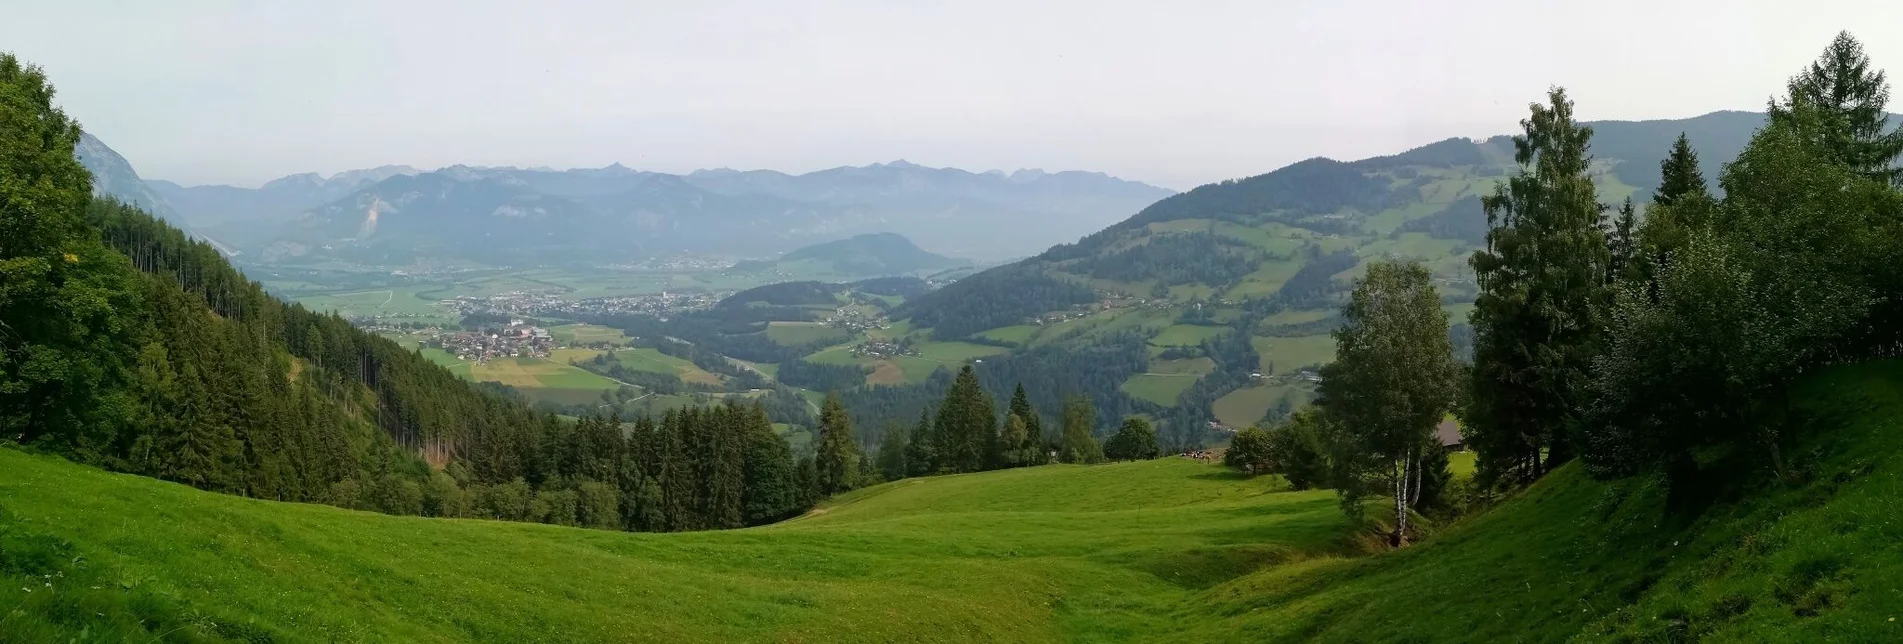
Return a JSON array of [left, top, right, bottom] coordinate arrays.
[[0, 455, 1345, 643], [1180, 360, 1903, 642], [5, 362, 1903, 642]]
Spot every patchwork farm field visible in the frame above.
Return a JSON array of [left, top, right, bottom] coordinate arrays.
[[460, 356, 626, 405]]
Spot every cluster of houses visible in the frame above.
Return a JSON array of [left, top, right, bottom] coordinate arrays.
[[444, 290, 723, 321], [823, 306, 889, 332], [849, 340, 917, 359], [432, 321, 554, 363]]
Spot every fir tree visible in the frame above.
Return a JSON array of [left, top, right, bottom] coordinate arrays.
[[934, 366, 998, 472], [739, 404, 802, 525], [813, 393, 863, 495], [903, 408, 938, 477], [1466, 87, 1609, 486], [1006, 384, 1045, 463], [1606, 197, 1639, 283], [876, 422, 908, 481], [1771, 31, 1903, 184], [1654, 133, 1708, 207]]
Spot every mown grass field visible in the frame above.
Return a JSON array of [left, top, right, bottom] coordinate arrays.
[[1212, 382, 1305, 428], [1149, 324, 1225, 348], [606, 348, 723, 386], [0, 453, 1347, 643], [1121, 373, 1199, 406], [1251, 334, 1335, 374], [912, 341, 1008, 363], [763, 321, 851, 347], [295, 288, 455, 325], [8, 362, 1902, 642], [459, 356, 626, 405], [548, 323, 630, 345]]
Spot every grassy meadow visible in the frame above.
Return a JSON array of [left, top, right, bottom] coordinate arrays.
[[6, 361, 1903, 642], [0, 453, 1347, 643]]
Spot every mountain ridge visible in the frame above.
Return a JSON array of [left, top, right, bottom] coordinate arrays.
[[147, 159, 1174, 264]]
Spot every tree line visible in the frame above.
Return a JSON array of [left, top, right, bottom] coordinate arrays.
[[1224, 32, 1903, 547]]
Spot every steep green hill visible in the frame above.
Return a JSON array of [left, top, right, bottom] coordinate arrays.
[[6, 360, 1902, 642]]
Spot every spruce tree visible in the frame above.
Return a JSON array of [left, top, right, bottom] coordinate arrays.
[[657, 410, 695, 531], [1466, 87, 1609, 486], [934, 366, 997, 472], [813, 393, 863, 495], [1654, 133, 1708, 207], [1606, 198, 1639, 283], [1006, 384, 1044, 463], [876, 422, 908, 481], [1771, 31, 1903, 184], [739, 405, 801, 525], [903, 408, 938, 476]]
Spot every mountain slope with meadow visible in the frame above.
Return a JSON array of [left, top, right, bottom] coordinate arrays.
[[842, 110, 1845, 444]]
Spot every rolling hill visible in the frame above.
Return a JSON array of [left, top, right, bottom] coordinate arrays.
[[729, 232, 970, 279], [6, 359, 1899, 642]]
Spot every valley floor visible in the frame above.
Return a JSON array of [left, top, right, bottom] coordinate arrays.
[[7, 361, 1903, 642]]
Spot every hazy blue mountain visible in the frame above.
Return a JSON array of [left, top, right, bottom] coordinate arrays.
[[148, 165, 420, 226], [260, 165, 852, 264], [239, 160, 1168, 266], [729, 232, 969, 279]]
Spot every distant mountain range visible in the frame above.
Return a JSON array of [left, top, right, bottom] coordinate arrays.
[[119, 158, 1172, 265], [729, 232, 969, 279]]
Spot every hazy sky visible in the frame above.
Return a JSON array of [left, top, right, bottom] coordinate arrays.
[[4, 1, 1899, 189]]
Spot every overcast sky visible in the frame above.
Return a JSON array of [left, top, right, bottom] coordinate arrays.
[[4, 1, 1898, 190]]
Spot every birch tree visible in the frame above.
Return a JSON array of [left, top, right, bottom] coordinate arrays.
[[1318, 260, 1459, 547]]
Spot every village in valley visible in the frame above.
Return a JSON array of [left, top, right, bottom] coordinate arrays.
[[433, 319, 556, 364]]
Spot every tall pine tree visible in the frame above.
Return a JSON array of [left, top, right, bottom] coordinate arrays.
[[875, 422, 908, 481], [934, 366, 997, 472], [1466, 87, 1609, 486], [1654, 133, 1709, 207], [903, 408, 938, 476], [1006, 384, 1045, 465], [814, 393, 863, 495], [1770, 31, 1903, 184]]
